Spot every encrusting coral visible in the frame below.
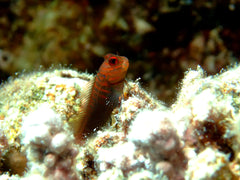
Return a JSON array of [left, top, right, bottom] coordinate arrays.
[[1, 64, 240, 179], [0, 68, 90, 179]]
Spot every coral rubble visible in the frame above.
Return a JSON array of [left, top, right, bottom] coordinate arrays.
[[1, 65, 240, 179]]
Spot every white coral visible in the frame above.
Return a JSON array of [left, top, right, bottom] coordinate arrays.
[[21, 104, 78, 179], [21, 104, 63, 146], [128, 110, 171, 143], [50, 132, 70, 154], [186, 147, 230, 180]]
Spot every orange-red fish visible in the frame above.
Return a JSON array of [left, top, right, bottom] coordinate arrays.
[[75, 53, 129, 140]]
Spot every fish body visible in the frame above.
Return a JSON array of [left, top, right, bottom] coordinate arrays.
[[75, 53, 129, 139]]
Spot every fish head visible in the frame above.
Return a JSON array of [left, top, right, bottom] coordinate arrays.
[[99, 53, 129, 84]]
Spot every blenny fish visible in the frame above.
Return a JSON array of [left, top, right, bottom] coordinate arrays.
[[75, 53, 129, 140]]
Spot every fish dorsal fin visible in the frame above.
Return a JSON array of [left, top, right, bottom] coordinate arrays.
[[73, 77, 95, 140]]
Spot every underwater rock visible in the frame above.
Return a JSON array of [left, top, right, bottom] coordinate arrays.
[[1, 65, 240, 179]]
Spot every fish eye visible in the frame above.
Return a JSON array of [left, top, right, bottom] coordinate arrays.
[[108, 56, 119, 66]]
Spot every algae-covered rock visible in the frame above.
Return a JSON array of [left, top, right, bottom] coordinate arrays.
[[1, 65, 240, 179]]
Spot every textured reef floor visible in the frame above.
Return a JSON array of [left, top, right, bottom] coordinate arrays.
[[1, 65, 240, 179]]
